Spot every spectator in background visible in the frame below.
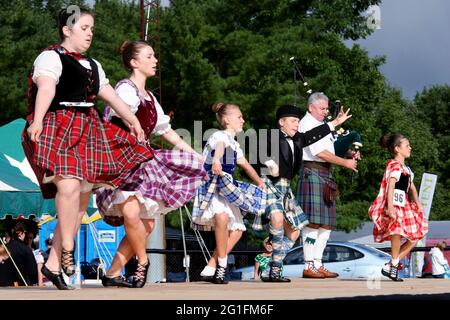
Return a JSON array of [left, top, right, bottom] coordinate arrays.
[[0, 222, 38, 286], [41, 237, 53, 262], [430, 241, 449, 279], [254, 237, 273, 280], [20, 221, 45, 286]]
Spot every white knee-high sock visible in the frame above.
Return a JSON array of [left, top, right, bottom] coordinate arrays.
[[302, 226, 319, 267], [218, 256, 228, 268], [313, 228, 331, 268]]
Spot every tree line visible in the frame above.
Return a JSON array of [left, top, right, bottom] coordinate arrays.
[[0, 0, 448, 233]]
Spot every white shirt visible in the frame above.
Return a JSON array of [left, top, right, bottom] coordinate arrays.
[[281, 129, 295, 163], [32, 50, 109, 91], [299, 112, 335, 162], [109, 82, 171, 136], [430, 247, 449, 275]]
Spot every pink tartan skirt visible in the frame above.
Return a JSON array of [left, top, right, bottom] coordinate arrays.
[[94, 149, 208, 227], [22, 107, 153, 199]]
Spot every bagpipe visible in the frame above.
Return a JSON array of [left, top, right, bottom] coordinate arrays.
[[290, 57, 362, 159]]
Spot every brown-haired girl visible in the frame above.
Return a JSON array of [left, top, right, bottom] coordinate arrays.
[[93, 40, 207, 288], [368, 133, 428, 281]]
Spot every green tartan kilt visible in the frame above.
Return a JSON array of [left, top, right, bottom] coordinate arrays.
[[296, 167, 336, 228]]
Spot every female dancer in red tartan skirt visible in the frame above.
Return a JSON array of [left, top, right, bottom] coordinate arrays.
[[368, 134, 428, 281], [93, 41, 207, 288], [22, 8, 153, 290]]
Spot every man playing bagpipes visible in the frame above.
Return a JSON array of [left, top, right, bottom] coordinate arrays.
[[296, 93, 360, 278]]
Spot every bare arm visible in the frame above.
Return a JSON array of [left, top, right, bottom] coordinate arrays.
[[211, 141, 225, 176], [237, 157, 265, 188], [98, 84, 145, 142], [386, 177, 397, 219], [163, 129, 194, 153], [162, 129, 203, 162], [26, 76, 56, 142], [316, 150, 358, 172]]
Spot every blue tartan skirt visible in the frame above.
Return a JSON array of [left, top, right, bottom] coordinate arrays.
[[191, 172, 267, 231]]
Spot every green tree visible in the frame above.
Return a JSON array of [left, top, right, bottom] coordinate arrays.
[[0, 1, 57, 124], [413, 85, 450, 220], [158, 0, 443, 231], [0, 0, 446, 232]]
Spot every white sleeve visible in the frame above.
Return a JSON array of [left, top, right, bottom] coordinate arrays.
[[390, 170, 402, 182], [93, 59, 110, 91], [32, 50, 62, 84], [235, 141, 244, 160], [109, 83, 141, 118], [307, 138, 331, 156], [151, 92, 172, 136], [436, 251, 448, 265], [208, 131, 231, 150]]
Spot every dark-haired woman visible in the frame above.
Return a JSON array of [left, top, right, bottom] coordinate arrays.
[[368, 134, 428, 281], [22, 8, 153, 290], [93, 40, 207, 288]]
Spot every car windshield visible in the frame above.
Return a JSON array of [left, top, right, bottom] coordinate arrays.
[[355, 243, 390, 258]]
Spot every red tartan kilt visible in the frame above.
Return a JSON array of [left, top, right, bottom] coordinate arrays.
[[22, 108, 153, 198], [22, 124, 57, 199]]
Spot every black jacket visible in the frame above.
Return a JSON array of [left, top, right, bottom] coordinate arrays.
[[268, 124, 331, 183], [0, 239, 38, 286]]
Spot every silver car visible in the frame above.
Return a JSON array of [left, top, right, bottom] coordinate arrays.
[[236, 241, 391, 280]]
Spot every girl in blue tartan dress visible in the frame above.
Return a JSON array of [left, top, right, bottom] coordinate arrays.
[[192, 102, 267, 284]]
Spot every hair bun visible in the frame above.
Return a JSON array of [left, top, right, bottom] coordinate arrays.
[[212, 102, 225, 113], [119, 41, 131, 55], [379, 133, 391, 148]]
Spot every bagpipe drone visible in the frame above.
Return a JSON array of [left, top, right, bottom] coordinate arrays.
[[290, 57, 362, 159]]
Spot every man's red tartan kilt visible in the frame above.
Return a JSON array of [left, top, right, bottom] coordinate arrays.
[[22, 107, 153, 199]]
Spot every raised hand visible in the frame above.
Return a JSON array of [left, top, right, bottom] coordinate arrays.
[[335, 106, 352, 126]]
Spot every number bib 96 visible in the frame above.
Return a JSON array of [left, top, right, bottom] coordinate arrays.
[[393, 189, 406, 207]]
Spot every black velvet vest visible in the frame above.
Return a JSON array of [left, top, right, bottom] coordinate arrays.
[[49, 48, 100, 110], [27, 46, 100, 114]]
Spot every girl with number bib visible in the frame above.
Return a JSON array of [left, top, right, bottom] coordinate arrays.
[[368, 133, 428, 281]]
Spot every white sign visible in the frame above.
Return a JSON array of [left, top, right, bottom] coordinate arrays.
[[411, 173, 437, 277], [418, 173, 438, 220], [98, 230, 116, 243]]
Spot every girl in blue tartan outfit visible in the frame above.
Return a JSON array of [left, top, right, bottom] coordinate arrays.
[[192, 102, 267, 284]]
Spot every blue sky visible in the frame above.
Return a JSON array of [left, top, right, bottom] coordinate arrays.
[[348, 0, 450, 99]]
